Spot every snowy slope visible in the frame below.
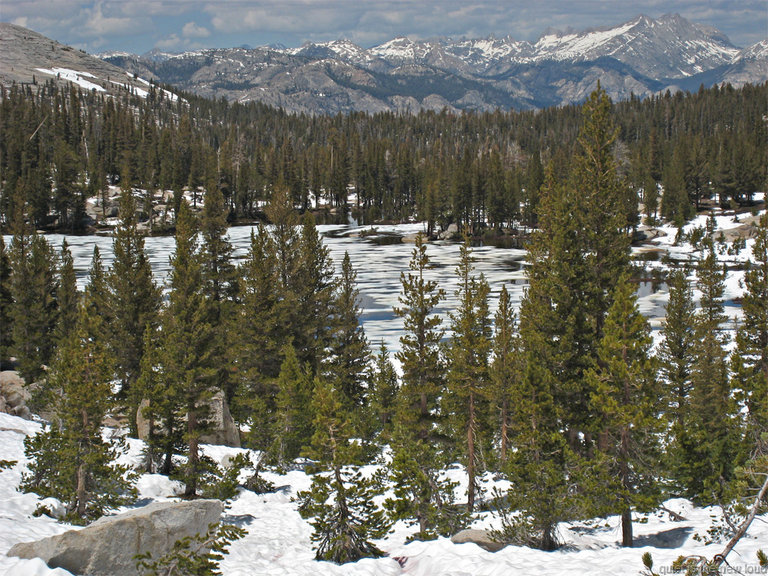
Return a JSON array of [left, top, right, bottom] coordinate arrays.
[[1, 409, 767, 576], [0, 23, 181, 103], [531, 14, 740, 77]]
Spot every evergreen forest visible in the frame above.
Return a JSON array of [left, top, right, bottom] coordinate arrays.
[[0, 79, 767, 565]]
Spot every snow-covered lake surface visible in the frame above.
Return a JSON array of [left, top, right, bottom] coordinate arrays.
[[13, 204, 760, 356], [34, 221, 532, 356]]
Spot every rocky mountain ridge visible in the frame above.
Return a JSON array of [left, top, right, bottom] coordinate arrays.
[[0, 22, 179, 102], [101, 14, 767, 113], [2, 15, 766, 114]]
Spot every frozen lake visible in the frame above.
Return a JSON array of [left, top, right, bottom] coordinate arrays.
[[25, 223, 529, 355], [8, 210, 756, 356]]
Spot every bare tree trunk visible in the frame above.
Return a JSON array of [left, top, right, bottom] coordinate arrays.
[[76, 407, 90, 518], [467, 390, 476, 514], [76, 463, 87, 518], [185, 408, 198, 498], [500, 398, 509, 465], [619, 427, 633, 545]]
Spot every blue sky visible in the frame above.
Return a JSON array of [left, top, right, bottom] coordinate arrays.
[[2, 1, 766, 54]]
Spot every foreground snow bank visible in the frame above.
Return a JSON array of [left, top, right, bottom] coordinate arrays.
[[1, 411, 766, 576]]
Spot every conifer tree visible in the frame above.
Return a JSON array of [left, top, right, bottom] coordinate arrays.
[[658, 267, 697, 484], [733, 213, 768, 453], [297, 377, 389, 563], [523, 150, 543, 228], [234, 227, 282, 444], [640, 165, 659, 225], [683, 238, 739, 502], [160, 201, 219, 497], [570, 84, 632, 340], [22, 303, 135, 523], [445, 237, 492, 513], [0, 236, 12, 367], [10, 229, 58, 384], [108, 188, 160, 425], [369, 342, 399, 443], [385, 419, 466, 541], [273, 344, 314, 465], [496, 359, 579, 550], [325, 252, 370, 413], [387, 233, 463, 539], [505, 85, 633, 549], [519, 163, 592, 448], [55, 240, 79, 344], [200, 184, 238, 403], [727, 215, 768, 536], [83, 246, 110, 350], [295, 211, 337, 370], [588, 275, 662, 547], [135, 324, 182, 475], [393, 232, 445, 437], [490, 284, 519, 466], [661, 148, 694, 226]]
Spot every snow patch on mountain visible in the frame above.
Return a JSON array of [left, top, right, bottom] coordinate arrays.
[[34, 67, 105, 92], [534, 20, 638, 60]]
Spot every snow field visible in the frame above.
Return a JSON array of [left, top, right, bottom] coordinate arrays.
[[2, 410, 767, 576]]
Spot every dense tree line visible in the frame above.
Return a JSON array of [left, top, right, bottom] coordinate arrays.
[[1, 85, 766, 562], [1, 80, 765, 235]]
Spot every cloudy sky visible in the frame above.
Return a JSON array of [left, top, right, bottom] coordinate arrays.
[[3, 0, 766, 54]]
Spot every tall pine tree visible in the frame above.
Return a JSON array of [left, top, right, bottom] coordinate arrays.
[[490, 284, 519, 466], [0, 236, 12, 367], [160, 201, 219, 497], [55, 240, 79, 344], [658, 267, 697, 491], [387, 233, 463, 539], [683, 238, 740, 502], [107, 188, 160, 428], [10, 229, 58, 385], [733, 213, 768, 453], [588, 275, 662, 547], [445, 237, 492, 513], [22, 302, 135, 523], [325, 252, 370, 414]]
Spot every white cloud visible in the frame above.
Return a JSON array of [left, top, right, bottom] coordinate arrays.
[[155, 33, 183, 50], [182, 21, 211, 38], [2, 0, 765, 53], [83, 1, 145, 37]]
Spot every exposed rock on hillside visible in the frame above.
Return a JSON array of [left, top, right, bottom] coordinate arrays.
[[8, 499, 224, 575]]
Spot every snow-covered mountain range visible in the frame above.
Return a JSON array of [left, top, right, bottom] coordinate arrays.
[[1, 15, 765, 114], [101, 14, 767, 113]]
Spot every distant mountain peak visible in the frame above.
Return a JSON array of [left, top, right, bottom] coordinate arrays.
[[4, 16, 765, 115]]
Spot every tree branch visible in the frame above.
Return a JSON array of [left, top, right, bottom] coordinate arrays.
[[712, 472, 768, 569]]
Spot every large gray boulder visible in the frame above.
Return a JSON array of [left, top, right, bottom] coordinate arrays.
[[451, 528, 507, 552], [8, 499, 224, 575], [199, 391, 241, 448], [0, 370, 31, 419], [137, 391, 240, 448]]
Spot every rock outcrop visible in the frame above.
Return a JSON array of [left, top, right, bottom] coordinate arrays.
[[137, 391, 240, 448], [0, 371, 31, 420], [8, 499, 224, 575], [451, 528, 507, 552], [199, 391, 241, 448]]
